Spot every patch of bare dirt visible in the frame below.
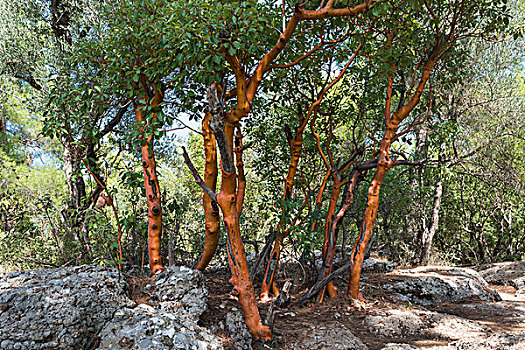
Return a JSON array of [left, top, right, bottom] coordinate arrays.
[[124, 274, 154, 306]]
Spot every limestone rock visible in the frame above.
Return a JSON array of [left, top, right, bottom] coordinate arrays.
[[364, 310, 424, 337], [225, 310, 252, 350], [97, 304, 222, 350], [0, 265, 222, 350], [426, 312, 488, 340], [151, 266, 208, 321], [445, 331, 525, 350], [380, 344, 419, 350], [292, 324, 367, 350], [362, 258, 396, 274], [0, 265, 131, 350], [476, 262, 525, 297], [382, 266, 500, 305], [97, 266, 222, 350]]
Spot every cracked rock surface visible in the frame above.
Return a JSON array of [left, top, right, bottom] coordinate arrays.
[[98, 266, 222, 350], [0, 265, 131, 350], [225, 310, 252, 350], [382, 266, 500, 305], [476, 262, 525, 296], [0, 265, 222, 350]]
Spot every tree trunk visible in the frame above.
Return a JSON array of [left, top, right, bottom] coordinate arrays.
[[348, 49, 438, 298], [195, 113, 220, 271], [407, 126, 428, 262], [420, 177, 443, 265], [348, 145, 392, 299], [317, 170, 361, 302], [317, 178, 342, 301], [260, 124, 305, 301], [217, 165, 271, 340], [135, 87, 165, 275], [207, 84, 271, 340], [63, 144, 86, 211]]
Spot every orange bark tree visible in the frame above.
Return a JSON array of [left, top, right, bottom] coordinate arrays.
[[173, 0, 373, 338], [64, 0, 512, 339], [342, 0, 513, 299]]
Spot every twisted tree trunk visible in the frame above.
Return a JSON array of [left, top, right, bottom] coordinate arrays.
[[207, 84, 272, 340], [348, 42, 440, 298], [317, 170, 361, 302], [260, 123, 306, 301]]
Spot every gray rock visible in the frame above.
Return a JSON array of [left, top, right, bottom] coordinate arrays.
[[292, 324, 367, 350], [151, 266, 208, 321], [446, 331, 525, 350], [0, 265, 131, 350], [225, 310, 252, 350], [362, 258, 397, 274], [97, 304, 222, 350], [97, 266, 223, 350], [426, 312, 488, 340], [0, 265, 223, 350], [476, 262, 525, 296], [364, 310, 424, 337], [382, 266, 500, 305]]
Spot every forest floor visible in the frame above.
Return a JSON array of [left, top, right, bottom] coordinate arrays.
[[199, 267, 525, 350]]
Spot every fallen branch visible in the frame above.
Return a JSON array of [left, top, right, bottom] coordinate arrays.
[[297, 260, 352, 305], [265, 281, 292, 328]]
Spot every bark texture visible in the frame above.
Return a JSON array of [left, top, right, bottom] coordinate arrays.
[[208, 84, 272, 340], [260, 120, 306, 301], [195, 113, 220, 271], [420, 177, 443, 265], [135, 87, 165, 275]]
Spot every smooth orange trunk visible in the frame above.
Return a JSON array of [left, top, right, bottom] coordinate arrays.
[[195, 113, 220, 271], [317, 178, 343, 302], [135, 87, 165, 275], [218, 156, 272, 340], [348, 51, 438, 298]]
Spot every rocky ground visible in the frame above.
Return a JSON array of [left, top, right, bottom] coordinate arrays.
[[0, 260, 523, 349], [0, 265, 222, 350], [200, 260, 525, 350]]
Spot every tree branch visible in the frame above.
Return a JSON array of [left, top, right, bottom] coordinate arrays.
[[182, 146, 219, 211]]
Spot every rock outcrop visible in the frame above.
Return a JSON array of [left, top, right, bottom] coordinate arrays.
[[381, 266, 500, 305], [0, 265, 131, 350], [292, 324, 367, 350], [365, 310, 424, 337], [476, 262, 525, 296], [98, 266, 222, 350], [362, 258, 397, 274], [0, 265, 222, 350]]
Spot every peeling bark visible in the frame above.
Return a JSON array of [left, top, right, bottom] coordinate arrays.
[[135, 87, 165, 275]]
